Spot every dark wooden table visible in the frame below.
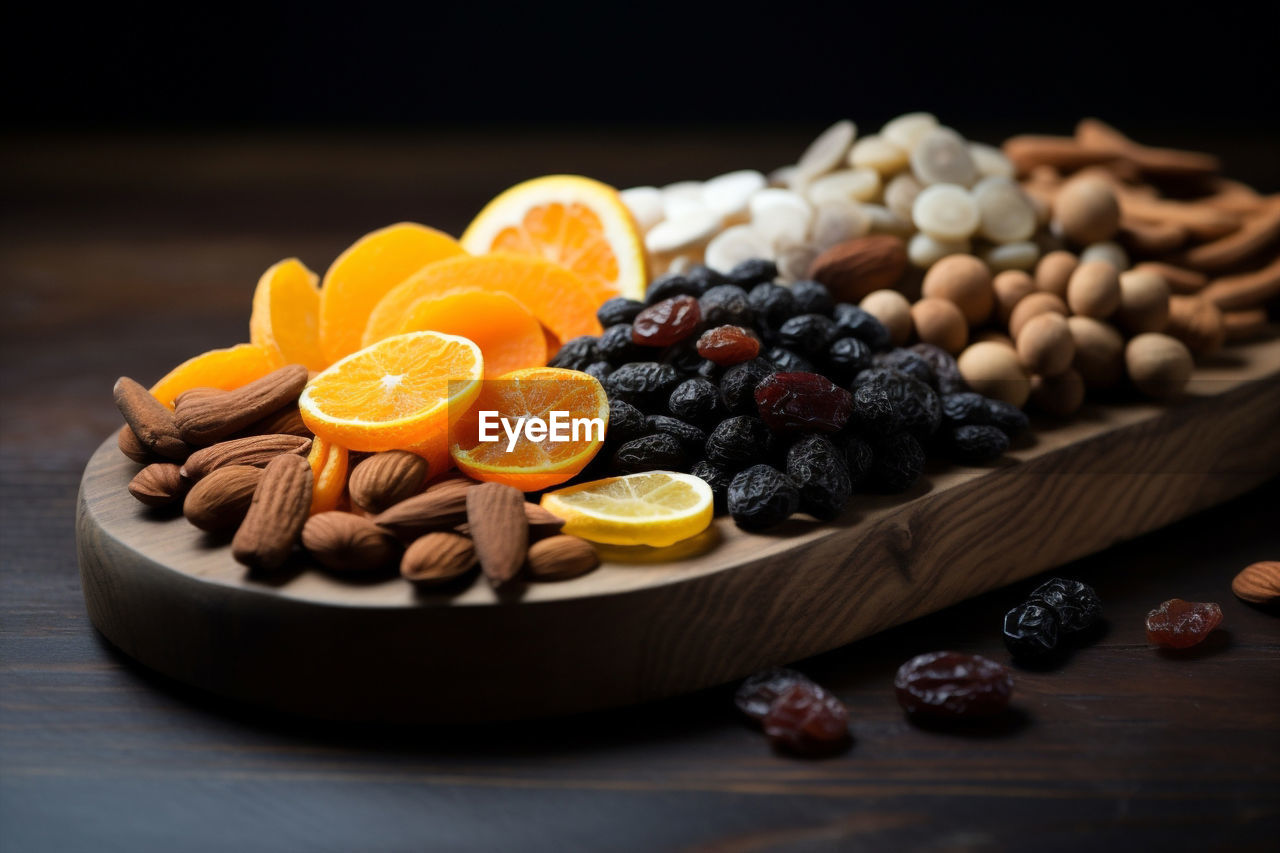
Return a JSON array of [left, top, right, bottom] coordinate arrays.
[[2, 130, 1278, 852]]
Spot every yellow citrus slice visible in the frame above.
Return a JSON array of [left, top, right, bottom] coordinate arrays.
[[249, 258, 326, 371], [540, 471, 713, 547], [461, 175, 647, 302], [318, 223, 464, 365], [149, 343, 285, 409], [307, 436, 349, 515], [450, 367, 608, 491]]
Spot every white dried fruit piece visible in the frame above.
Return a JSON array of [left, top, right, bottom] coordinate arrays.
[[663, 193, 712, 222], [910, 126, 978, 187], [984, 241, 1041, 272], [776, 243, 820, 283], [659, 255, 696, 276], [849, 135, 908, 175], [805, 168, 882, 206], [701, 170, 765, 222], [884, 173, 924, 222], [1079, 241, 1129, 271], [882, 112, 939, 152], [913, 184, 980, 241], [645, 208, 721, 255], [794, 120, 857, 186], [705, 224, 766, 273], [661, 180, 702, 205], [969, 142, 1015, 179], [810, 200, 870, 252], [768, 165, 797, 188], [750, 189, 813, 251], [973, 176, 1037, 243], [619, 187, 664, 233], [863, 204, 914, 238], [908, 232, 971, 268]]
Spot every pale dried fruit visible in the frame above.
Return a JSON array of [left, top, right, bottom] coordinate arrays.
[[910, 126, 978, 187], [973, 176, 1037, 244], [127, 463, 189, 508], [619, 186, 663, 233], [794, 120, 856, 186], [183, 465, 262, 533], [810, 200, 870, 252], [231, 454, 312, 571], [701, 170, 765, 220], [983, 241, 1040, 272], [113, 376, 190, 460], [805, 168, 881, 205], [348, 450, 430, 514], [849, 134, 908, 175], [913, 183, 980, 241], [908, 232, 970, 269], [526, 535, 600, 581], [883, 111, 939, 152], [465, 482, 528, 587], [180, 434, 312, 481], [302, 511, 400, 573], [705, 224, 765, 274], [401, 532, 477, 585], [1231, 561, 1280, 605]]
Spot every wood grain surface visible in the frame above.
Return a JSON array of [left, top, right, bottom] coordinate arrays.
[[3, 131, 1279, 851]]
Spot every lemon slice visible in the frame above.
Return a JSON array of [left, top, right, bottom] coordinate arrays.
[[540, 472, 713, 548]]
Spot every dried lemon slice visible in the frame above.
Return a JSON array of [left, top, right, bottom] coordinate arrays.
[[540, 471, 713, 547]]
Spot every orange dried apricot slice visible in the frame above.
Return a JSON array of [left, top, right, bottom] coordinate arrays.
[[392, 290, 546, 379], [307, 436, 349, 515], [250, 258, 326, 371], [149, 343, 284, 409]]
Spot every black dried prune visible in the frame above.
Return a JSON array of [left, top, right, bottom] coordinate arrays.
[[699, 284, 755, 328], [583, 361, 612, 383], [754, 372, 853, 434], [833, 303, 890, 350], [910, 343, 965, 394], [686, 264, 728, 291], [598, 323, 644, 364], [645, 272, 701, 304], [851, 371, 941, 439], [840, 433, 874, 487], [667, 378, 726, 427], [873, 348, 936, 387], [705, 415, 773, 469], [764, 347, 814, 374], [788, 280, 834, 316], [947, 424, 1010, 464], [726, 258, 778, 287], [1028, 578, 1101, 634], [658, 339, 706, 377], [1002, 602, 1061, 661], [941, 391, 990, 427], [690, 459, 733, 512], [748, 282, 797, 330], [895, 651, 1013, 720], [728, 464, 799, 530], [785, 435, 852, 520], [644, 415, 707, 454], [606, 398, 651, 444], [596, 296, 644, 327], [605, 362, 680, 409], [548, 336, 600, 370], [986, 399, 1030, 437], [613, 433, 686, 473], [777, 314, 838, 358], [868, 432, 925, 492], [734, 667, 812, 721], [824, 337, 873, 382], [720, 358, 775, 415], [762, 681, 851, 755]]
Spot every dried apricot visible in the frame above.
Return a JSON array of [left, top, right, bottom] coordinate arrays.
[[394, 290, 546, 378], [149, 343, 285, 409], [249, 258, 326, 371], [306, 436, 349, 515]]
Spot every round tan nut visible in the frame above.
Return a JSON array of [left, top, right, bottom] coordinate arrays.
[[1052, 176, 1120, 245], [1125, 333, 1193, 399], [1067, 316, 1125, 389], [1030, 369, 1086, 417], [1116, 268, 1170, 334], [910, 297, 968, 354], [1066, 260, 1121, 319], [1034, 250, 1078, 297], [921, 254, 994, 325], [860, 289, 913, 346], [974, 330, 1015, 348], [1008, 292, 1069, 339], [993, 270, 1035, 323], [1079, 241, 1129, 272], [957, 341, 1031, 407], [1016, 313, 1075, 376]]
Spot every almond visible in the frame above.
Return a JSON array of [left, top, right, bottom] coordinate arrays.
[[1174, 202, 1280, 272], [1231, 561, 1280, 605], [401, 532, 477, 585], [127, 463, 189, 508], [526, 535, 599, 581], [236, 404, 313, 439], [466, 482, 528, 587], [180, 434, 312, 481], [113, 376, 190, 460], [301, 512, 400, 573], [174, 364, 308, 445], [349, 451, 430, 513], [807, 235, 908, 302], [117, 424, 152, 463], [232, 454, 312, 571], [183, 465, 262, 533], [456, 502, 563, 538], [375, 477, 472, 540]]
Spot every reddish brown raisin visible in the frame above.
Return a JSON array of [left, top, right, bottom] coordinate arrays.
[[761, 682, 851, 755], [734, 667, 810, 721], [894, 651, 1013, 720], [753, 372, 853, 434], [696, 325, 760, 366], [1145, 598, 1223, 649], [631, 295, 701, 347]]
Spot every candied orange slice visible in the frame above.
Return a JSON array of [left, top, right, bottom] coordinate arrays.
[[318, 223, 464, 365], [449, 366, 608, 491], [249, 258, 326, 371], [149, 343, 284, 409], [461, 175, 647, 302], [392, 290, 546, 379], [363, 253, 602, 350], [307, 436, 349, 515]]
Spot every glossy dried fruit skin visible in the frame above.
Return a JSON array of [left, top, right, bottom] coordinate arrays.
[[765, 347, 813, 374], [910, 343, 966, 394], [1002, 602, 1060, 661], [1028, 578, 1102, 634], [667, 378, 726, 427], [728, 464, 799, 530], [605, 361, 681, 408], [726, 258, 778, 287], [645, 273, 702, 304], [824, 337, 872, 382], [754, 372, 854, 434], [789, 280, 834, 316], [833, 303, 891, 350], [632, 295, 702, 347], [607, 398, 651, 444], [686, 264, 728, 291], [596, 296, 644, 327], [644, 415, 707, 454], [697, 325, 760, 366], [659, 339, 706, 377], [873, 348, 936, 387], [986, 399, 1030, 436], [612, 433, 687, 474], [719, 358, 776, 415], [948, 424, 1010, 464], [690, 459, 733, 511], [734, 667, 811, 721], [548, 335, 601, 371], [1146, 598, 1223, 649], [785, 436, 852, 520], [894, 651, 1013, 720], [851, 371, 941, 439], [583, 361, 611, 383], [762, 682, 851, 755], [748, 282, 798, 330], [777, 314, 838, 358], [705, 416, 773, 469], [869, 432, 925, 492], [699, 284, 755, 328], [598, 323, 644, 364], [941, 392, 990, 427]]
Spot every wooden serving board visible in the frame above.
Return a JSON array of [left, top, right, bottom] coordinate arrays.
[[77, 336, 1280, 722]]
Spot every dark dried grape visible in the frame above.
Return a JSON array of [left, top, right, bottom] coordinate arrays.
[[686, 264, 728, 291], [613, 433, 686, 473], [788, 280, 834, 316], [645, 272, 701, 304], [728, 464, 799, 530], [824, 337, 872, 382], [894, 652, 1013, 720], [910, 343, 966, 394], [851, 371, 941, 439], [597, 296, 644, 327], [748, 282, 798, 330], [697, 325, 760, 366], [833, 303, 891, 350], [605, 362, 681, 408], [868, 432, 925, 492], [667, 378, 726, 427], [785, 436, 852, 520], [690, 459, 733, 512], [986, 399, 1030, 437], [1145, 599, 1222, 649], [873, 349, 936, 387], [941, 392, 990, 427], [659, 339, 706, 376], [705, 415, 773, 469], [583, 361, 612, 383], [644, 415, 706, 454], [1002, 602, 1061, 661], [699, 285, 755, 328], [734, 667, 811, 721], [548, 335, 600, 370], [1028, 578, 1102, 634], [754, 372, 853, 434], [840, 433, 874, 487], [607, 398, 651, 444], [777, 314, 838, 358], [696, 359, 721, 382], [762, 682, 851, 755], [726, 258, 778, 287], [947, 424, 1009, 464], [764, 347, 814, 373], [632, 295, 702, 347], [598, 323, 644, 364], [720, 358, 776, 415]]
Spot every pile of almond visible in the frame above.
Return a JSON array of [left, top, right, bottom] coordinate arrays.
[[114, 367, 600, 587]]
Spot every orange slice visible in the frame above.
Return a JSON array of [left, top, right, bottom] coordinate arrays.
[[393, 290, 546, 379], [449, 366, 609, 492], [362, 253, 602, 349], [149, 343, 285, 409], [249, 258, 326, 371], [307, 436, 349, 515], [318, 223, 464, 365], [461, 175, 647, 302], [298, 332, 483, 480]]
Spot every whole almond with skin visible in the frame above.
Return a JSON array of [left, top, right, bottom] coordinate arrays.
[[526, 535, 599, 581], [180, 434, 311, 481], [174, 364, 308, 445], [235, 404, 313, 439], [183, 465, 262, 533], [466, 482, 528, 587], [113, 377, 190, 460], [401, 532, 477, 585], [375, 477, 472, 540], [232, 454, 312, 571], [807, 235, 908, 302], [457, 502, 564, 538], [128, 463, 189, 508], [301, 512, 400, 573], [1232, 561, 1280, 605], [117, 424, 152, 463], [349, 451, 430, 513]]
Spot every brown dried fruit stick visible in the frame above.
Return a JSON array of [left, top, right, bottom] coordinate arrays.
[[466, 482, 528, 587], [1119, 216, 1186, 256], [301, 512, 400, 573], [401, 532, 477, 585], [1199, 254, 1280, 310], [1222, 309, 1269, 342], [180, 434, 312, 481], [374, 477, 472, 539], [127, 463, 189, 508], [231, 454, 312, 572], [526, 535, 599, 581], [1130, 261, 1208, 294], [174, 364, 308, 445], [183, 465, 262, 533], [1200, 178, 1268, 215], [1165, 296, 1225, 356], [1002, 135, 1118, 175], [349, 450, 430, 513], [113, 377, 190, 460], [1074, 118, 1220, 179], [1174, 203, 1280, 272]]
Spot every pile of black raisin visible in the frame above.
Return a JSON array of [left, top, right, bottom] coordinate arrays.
[[554, 259, 1029, 531], [1002, 577, 1102, 662]]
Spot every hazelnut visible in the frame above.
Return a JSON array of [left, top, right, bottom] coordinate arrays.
[[910, 297, 969, 354], [1116, 268, 1170, 334], [1067, 316, 1126, 388], [1016, 313, 1075, 376], [921, 254, 993, 325], [1034, 250, 1078, 297], [860, 289, 913, 346], [1066, 260, 1121, 319], [1052, 176, 1120, 245], [1008, 292, 1069, 339], [957, 341, 1031, 407], [1030, 369, 1086, 417], [993, 270, 1035, 323], [1125, 333, 1193, 399]]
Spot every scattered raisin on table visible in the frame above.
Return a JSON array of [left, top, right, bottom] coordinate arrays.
[[1028, 578, 1101, 634], [778, 314, 839, 358], [705, 416, 774, 469], [762, 681, 851, 755], [754, 372, 854, 434], [548, 335, 600, 371], [720, 358, 776, 415], [644, 415, 707, 454], [1002, 602, 1060, 661], [734, 667, 811, 721], [606, 398, 651, 444], [598, 323, 643, 363], [833, 303, 891, 350], [645, 272, 701, 304], [947, 424, 1010, 464], [632, 295, 702, 347], [765, 347, 814, 374], [785, 435, 853, 520], [1146, 599, 1223, 649], [667, 377, 726, 427], [726, 258, 778, 287], [612, 433, 687, 474], [597, 296, 644, 327], [697, 325, 760, 366], [699, 285, 755, 328], [728, 464, 799, 530], [789, 280, 834, 316], [868, 432, 925, 493], [605, 362, 681, 408], [894, 651, 1013, 720], [689, 460, 733, 511], [748, 282, 798, 330]]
